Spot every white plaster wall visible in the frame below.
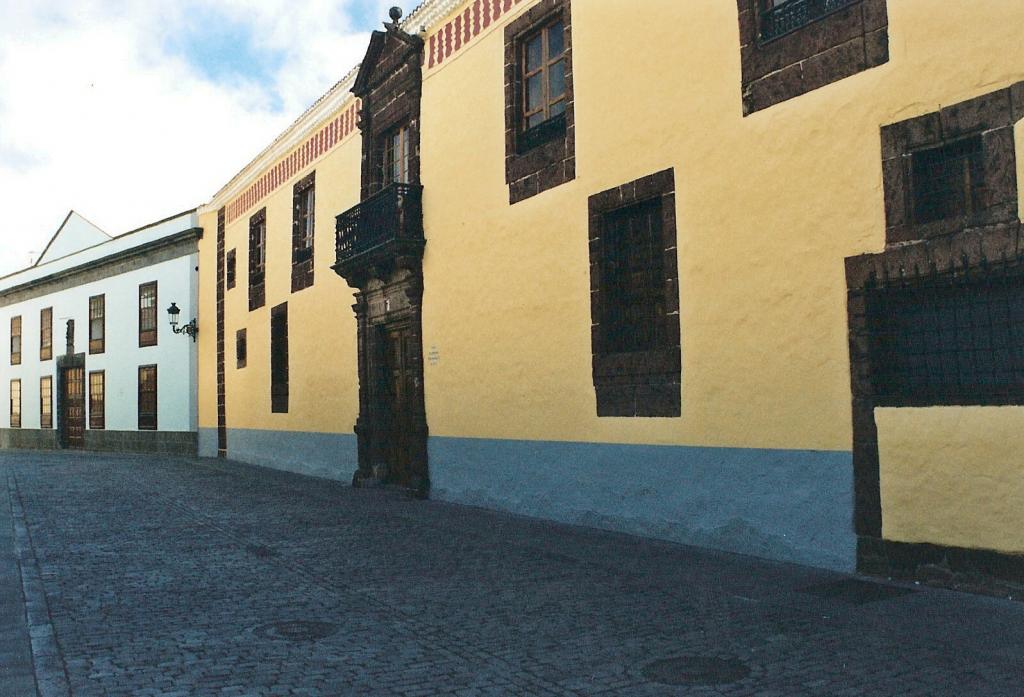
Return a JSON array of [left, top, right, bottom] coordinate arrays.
[[0, 252, 199, 433]]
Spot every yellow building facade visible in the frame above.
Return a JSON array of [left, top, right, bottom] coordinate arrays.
[[198, 0, 1024, 580]]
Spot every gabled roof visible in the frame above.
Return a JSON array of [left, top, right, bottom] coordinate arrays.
[[35, 211, 110, 266]]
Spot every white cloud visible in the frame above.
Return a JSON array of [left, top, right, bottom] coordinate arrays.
[[0, 0, 384, 276]]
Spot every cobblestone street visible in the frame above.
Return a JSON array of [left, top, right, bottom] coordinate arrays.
[[2, 450, 1024, 696]]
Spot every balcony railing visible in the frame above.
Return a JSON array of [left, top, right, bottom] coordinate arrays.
[[335, 183, 424, 275], [760, 0, 857, 42]]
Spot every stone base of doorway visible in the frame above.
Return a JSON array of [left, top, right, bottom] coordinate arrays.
[[858, 536, 1024, 600]]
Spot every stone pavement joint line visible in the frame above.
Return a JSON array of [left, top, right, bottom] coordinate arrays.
[[1, 473, 39, 697], [8, 472, 71, 697], [3, 449, 1024, 696]]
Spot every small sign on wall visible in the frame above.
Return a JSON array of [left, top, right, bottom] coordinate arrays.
[[427, 345, 440, 366]]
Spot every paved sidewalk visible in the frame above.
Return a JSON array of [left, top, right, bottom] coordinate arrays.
[[2, 449, 1024, 696]]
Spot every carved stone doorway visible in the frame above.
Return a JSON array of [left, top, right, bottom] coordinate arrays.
[[353, 268, 428, 493]]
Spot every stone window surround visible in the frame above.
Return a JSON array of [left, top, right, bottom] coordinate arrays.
[[291, 172, 315, 293], [845, 82, 1024, 546], [248, 207, 267, 312], [504, 0, 575, 205], [737, 0, 888, 116], [588, 168, 681, 418], [880, 84, 1023, 246]]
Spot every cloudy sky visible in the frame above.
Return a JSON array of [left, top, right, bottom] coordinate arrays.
[[0, 0, 396, 276]]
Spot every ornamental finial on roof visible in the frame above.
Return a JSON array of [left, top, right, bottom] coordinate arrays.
[[389, 6, 403, 24]]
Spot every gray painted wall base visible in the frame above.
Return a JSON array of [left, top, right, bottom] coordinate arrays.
[[1, 429, 195, 456], [0, 428, 58, 450], [85, 431, 196, 456], [429, 437, 856, 572], [200, 426, 854, 571], [201, 428, 357, 483]]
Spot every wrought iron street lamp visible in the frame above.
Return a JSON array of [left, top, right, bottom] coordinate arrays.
[[166, 302, 198, 342]]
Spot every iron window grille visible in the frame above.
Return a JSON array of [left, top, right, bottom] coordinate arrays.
[[89, 371, 105, 430], [599, 198, 667, 354], [10, 379, 20, 428], [40, 376, 52, 429], [270, 303, 289, 413], [249, 208, 267, 311], [40, 307, 52, 361], [226, 249, 237, 290], [10, 316, 21, 365], [867, 265, 1024, 406], [236, 328, 247, 369], [138, 365, 157, 430], [89, 295, 105, 354], [138, 281, 158, 347], [759, 0, 858, 42], [910, 136, 985, 225]]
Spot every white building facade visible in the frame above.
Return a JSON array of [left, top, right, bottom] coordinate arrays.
[[0, 210, 200, 454]]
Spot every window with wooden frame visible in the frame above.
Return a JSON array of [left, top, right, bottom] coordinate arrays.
[[40, 307, 52, 360], [236, 328, 247, 369], [520, 17, 566, 148], [226, 249, 237, 290], [380, 124, 411, 186], [138, 281, 158, 347], [89, 371, 105, 430], [270, 303, 288, 413], [89, 295, 105, 354], [291, 173, 315, 291], [137, 365, 157, 430], [39, 376, 52, 429], [503, 0, 575, 204], [10, 316, 21, 365], [10, 379, 20, 428], [249, 208, 266, 311]]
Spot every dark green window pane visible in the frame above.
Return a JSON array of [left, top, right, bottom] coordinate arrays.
[[550, 100, 566, 117], [528, 112, 544, 128]]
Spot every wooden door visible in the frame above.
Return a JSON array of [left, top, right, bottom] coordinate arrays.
[[62, 366, 85, 448], [383, 324, 416, 486]]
